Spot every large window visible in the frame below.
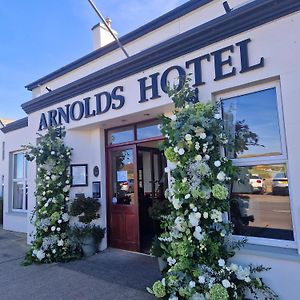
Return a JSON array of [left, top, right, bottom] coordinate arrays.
[[220, 83, 294, 247], [11, 152, 28, 211]]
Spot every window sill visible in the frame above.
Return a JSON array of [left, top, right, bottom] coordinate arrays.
[[6, 211, 27, 217], [237, 243, 300, 262]]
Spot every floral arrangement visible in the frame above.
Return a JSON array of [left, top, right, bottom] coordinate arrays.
[[23, 127, 80, 264], [148, 81, 277, 299]]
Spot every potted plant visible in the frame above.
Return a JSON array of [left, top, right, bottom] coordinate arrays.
[[69, 195, 105, 257], [150, 236, 167, 271]]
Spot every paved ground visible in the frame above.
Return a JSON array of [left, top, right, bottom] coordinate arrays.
[[0, 227, 160, 300]]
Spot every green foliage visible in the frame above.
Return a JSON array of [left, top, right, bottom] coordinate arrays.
[[22, 127, 81, 265], [69, 195, 100, 224], [148, 79, 277, 299]]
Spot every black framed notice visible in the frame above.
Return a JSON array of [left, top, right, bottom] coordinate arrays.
[[92, 181, 101, 198], [70, 164, 88, 187]]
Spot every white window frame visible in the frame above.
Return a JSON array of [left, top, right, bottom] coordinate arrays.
[[11, 151, 27, 212], [216, 80, 297, 249]]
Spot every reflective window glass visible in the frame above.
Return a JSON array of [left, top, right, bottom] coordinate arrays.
[[137, 120, 162, 140], [222, 88, 282, 159], [108, 126, 134, 145], [231, 164, 293, 241], [13, 153, 24, 179]]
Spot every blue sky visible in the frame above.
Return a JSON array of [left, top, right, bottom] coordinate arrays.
[[0, 0, 186, 120]]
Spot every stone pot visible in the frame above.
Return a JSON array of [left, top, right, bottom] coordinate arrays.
[[81, 236, 96, 257]]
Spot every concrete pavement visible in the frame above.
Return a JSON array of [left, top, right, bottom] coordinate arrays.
[[0, 227, 159, 300]]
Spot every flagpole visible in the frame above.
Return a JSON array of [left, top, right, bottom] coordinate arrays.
[[87, 0, 130, 58]]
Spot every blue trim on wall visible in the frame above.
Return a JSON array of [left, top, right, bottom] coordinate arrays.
[[25, 0, 212, 91], [22, 0, 300, 114], [1, 117, 28, 133]]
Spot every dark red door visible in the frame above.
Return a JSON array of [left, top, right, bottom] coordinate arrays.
[[107, 145, 140, 251]]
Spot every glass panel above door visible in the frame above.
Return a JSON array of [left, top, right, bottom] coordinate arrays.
[[108, 126, 134, 145], [137, 120, 162, 140], [111, 149, 135, 205]]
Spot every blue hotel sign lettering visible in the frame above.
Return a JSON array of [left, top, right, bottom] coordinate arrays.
[[39, 38, 264, 130]]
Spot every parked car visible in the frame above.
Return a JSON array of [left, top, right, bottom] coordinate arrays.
[[272, 172, 289, 195], [249, 174, 266, 194]]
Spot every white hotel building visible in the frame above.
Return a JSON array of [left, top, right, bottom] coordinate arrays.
[[1, 0, 300, 298]]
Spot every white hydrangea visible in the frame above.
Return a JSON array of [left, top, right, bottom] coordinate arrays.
[[217, 171, 226, 181], [62, 213, 69, 222], [198, 276, 205, 284], [222, 279, 231, 288], [189, 212, 200, 227]]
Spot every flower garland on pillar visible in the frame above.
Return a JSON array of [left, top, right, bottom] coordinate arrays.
[[23, 127, 80, 264], [148, 82, 277, 299]]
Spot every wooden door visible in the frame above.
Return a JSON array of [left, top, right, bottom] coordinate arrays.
[[107, 145, 140, 251]]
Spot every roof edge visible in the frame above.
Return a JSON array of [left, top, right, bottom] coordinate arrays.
[[1, 117, 28, 134], [24, 0, 212, 91]]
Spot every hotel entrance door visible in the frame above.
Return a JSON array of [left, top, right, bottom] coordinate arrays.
[[108, 145, 140, 251]]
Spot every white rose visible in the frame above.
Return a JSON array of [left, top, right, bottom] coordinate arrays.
[[189, 281, 196, 288], [217, 171, 226, 181], [171, 115, 177, 121], [36, 250, 45, 261], [56, 227, 61, 232], [214, 160, 221, 167], [200, 133, 206, 139], [185, 134, 192, 142], [51, 151, 55, 155], [185, 194, 191, 200], [174, 146, 179, 153], [63, 185, 70, 193], [178, 148, 185, 155], [52, 249, 56, 254], [169, 295, 178, 300], [222, 279, 231, 288], [203, 212, 209, 219], [58, 219, 62, 224], [195, 155, 202, 161], [218, 259, 225, 267], [51, 226, 56, 232]]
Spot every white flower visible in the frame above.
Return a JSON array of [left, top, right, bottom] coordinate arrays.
[[245, 277, 251, 283], [169, 295, 178, 300], [195, 155, 202, 161], [218, 259, 225, 267], [174, 146, 179, 153], [51, 226, 56, 232], [198, 276, 205, 284], [182, 177, 187, 183], [204, 154, 210, 160], [52, 249, 56, 254], [65, 180, 70, 184], [46, 176, 50, 181], [229, 263, 238, 272], [189, 212, 200, 227], [174, 216, 186, 232], [203, 212, 209, 219], [178, 148, 185, 156], [185, 194, 191, 200], [191, 293, 206, 300], [200, 133, 206, 139], [236, 266, 251, 280], [189, 281, 196, 288], [195, 142, 200, 150], [217, 171, 226, 181], [167, 257, 176, 266], [63, 185, 70, 193], [214, 113, 222, 119], [222, 279, 231, 288], [193, 226, 204, 241], [62, 213, 69, 222], [36, 250, 45, 261], [185, 134, 192, 142], [172, 198, 182, 210], [57, 240, 64, 246], [171, 115, 177, 121], [51, 151, 55, 155], [44, 203, 49, 208], [56, 227, 61, 232], [214, 160, 221, 167], [193, 207, 197, 212]]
